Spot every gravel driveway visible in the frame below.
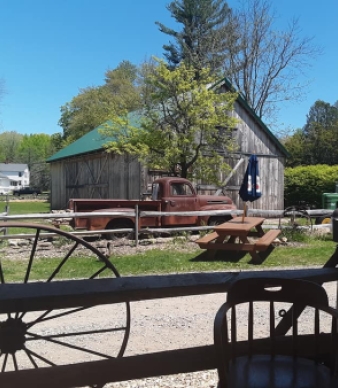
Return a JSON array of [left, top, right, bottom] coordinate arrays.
[[105, 273, 338, 388]]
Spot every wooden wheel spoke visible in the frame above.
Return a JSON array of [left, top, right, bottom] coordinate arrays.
[[25, 348, 56, 366], [26, 325, 127, 340], [47, 242, 80, 282], [90, 264, 109, 279], [1, 353, 8, 372], [24, 348, 39, 368], [26, 306, 94, 329], [24, 228, 41, 283], [27, 332, 114, 359], [11, 354, 18, 371]]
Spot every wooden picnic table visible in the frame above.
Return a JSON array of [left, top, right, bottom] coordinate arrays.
[[196, 216, 281, 264]]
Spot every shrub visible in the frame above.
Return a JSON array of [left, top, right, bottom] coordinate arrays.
[[284, 165, 338, 208]]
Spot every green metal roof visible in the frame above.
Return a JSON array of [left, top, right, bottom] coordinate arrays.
[[46, 111, 142, 163], [46, 124, 110, 163]]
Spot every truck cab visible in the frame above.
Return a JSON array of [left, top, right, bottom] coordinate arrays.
[[152, 178, 199, 226], [151, 177, 235, 226]]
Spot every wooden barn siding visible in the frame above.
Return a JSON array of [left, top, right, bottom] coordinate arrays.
[[109, 153, 142, 199], [50, 162, 66, 210], [223, 102, 285, 210], [49, 153, 143, 210]]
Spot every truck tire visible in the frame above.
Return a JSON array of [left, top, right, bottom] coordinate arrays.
[[105, 219, 135, 240], [208, 216, 232, 227]]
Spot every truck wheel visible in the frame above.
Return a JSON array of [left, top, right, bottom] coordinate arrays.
[[105, 219, 135, 240], [208, 216, 232, 227]]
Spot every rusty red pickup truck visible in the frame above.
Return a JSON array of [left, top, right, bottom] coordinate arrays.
[[68, 177, 236, 238]]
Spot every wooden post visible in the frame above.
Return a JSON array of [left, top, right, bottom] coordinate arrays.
[[135, 205, 139, 247], [241, 202, 247, 223]]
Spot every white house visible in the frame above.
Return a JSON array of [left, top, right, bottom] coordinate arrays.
[[0, 173, 10, 194], [0, 163, 30, 194]]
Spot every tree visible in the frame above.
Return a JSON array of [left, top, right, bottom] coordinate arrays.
[[58, 61, 142, 143], [0, 131, 23, 163], [282, 129, 307, 167], [301, 101, 338, 165], [103, 60, 238, 184], [17, 134, 54, 189], [223, 0, 321, 124], [156, 0, 233, 76], [283, 100, 338, 166], [59, 86, 119, 144], [304, 100, 338, 134]]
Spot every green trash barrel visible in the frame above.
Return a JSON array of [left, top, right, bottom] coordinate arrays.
[[322, 193, 338, 210]]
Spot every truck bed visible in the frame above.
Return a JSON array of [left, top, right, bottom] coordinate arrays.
[[68, 199, 162, 213]]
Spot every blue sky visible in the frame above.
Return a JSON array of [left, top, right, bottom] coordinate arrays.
[[0, 0, 337, 136]]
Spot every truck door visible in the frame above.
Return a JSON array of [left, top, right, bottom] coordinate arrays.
[[161, 182, 198, 226]]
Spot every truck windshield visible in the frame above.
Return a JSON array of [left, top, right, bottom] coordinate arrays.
[[152, 183, 160, 200]]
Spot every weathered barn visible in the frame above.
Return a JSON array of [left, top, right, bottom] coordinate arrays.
[[47, 82, 288, 211]]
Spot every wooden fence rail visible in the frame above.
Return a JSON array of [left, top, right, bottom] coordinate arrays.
[[0, 208, 333, 244], [0, 268, 338, 387]]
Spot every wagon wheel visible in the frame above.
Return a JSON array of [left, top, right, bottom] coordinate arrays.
[[284, 206, 312, 232], [0, 222, 130, 387]]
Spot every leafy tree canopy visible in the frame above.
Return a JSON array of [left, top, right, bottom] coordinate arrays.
[[0, 131, 23, 163], [283, 100, 338, 166], [102, 60, 238, 185]]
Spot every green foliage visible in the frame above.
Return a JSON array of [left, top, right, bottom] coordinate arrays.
[[58, 60, 142, 143], [284, 165, 338, 207], [283, 100, 338, 167], [103, 60, 238, 185], [0, 132, 57, 190], [156, 0, 231, 75], [0, 131, 23, 163]]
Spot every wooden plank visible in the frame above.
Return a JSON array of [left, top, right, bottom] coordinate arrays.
[[195, 231, 219, 246], [0, 345, 217, 388], [0, 334, 332, 388], [255, 229, 281, 250], [0, 269, 338, 313]]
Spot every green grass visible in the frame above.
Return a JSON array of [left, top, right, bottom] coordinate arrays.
[[0, 200, 51, 234], [2, 201, 50, 215], [0, 255, 110, 283], [0, 201, 336, 280], [112, 239, 337, 276], [0, 233, 335, 282]]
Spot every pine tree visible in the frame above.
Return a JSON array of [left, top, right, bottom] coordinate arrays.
[[156, 0, 232, 75]]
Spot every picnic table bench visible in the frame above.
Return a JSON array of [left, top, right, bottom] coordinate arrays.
[[196, 217, 281, 264]]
